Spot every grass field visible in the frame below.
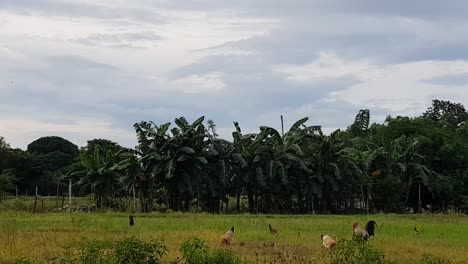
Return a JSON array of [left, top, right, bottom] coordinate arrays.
[[0, 211, 467, 264]]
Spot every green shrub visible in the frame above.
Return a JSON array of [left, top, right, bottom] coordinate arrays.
[[59, 237, 166, 264], [58, 239, 112, 264], [207, 249, 241, 264], [180, 237, 208, 263], [15, 257, 35, 264], [180, 237, 241, 264], [12, 199, 29, 211], [331, 237, 387, 264], [113, 237, 166, 264], [420, 254, 451, 264]]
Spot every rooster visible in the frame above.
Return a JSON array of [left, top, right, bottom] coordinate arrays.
[[220, 226, 235, 246], [365, 220, 377, 237], [321, 235, 336, 250], [353, 220, 377, 240], [269, 224, 278, 235], [129, 215, 135, 226]]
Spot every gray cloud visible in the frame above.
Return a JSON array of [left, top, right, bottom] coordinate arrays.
[[1, 0, 468, 149], [422, 74, 468, 86], [154, 0, 468, 22], [0, 0, 165, 24]]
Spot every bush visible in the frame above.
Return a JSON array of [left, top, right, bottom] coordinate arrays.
[[59, 239, 112, 264], [180, 237, 241, 264], [59, 237, 166, 264], [15, 257, 35, 264], [114, 237, 166, 264], [331, 237, 388, 264], [180, 237, 209, 264], [420, 254, 451, 264]]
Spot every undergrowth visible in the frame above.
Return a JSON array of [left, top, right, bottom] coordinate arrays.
[[180, 237, 241, 264]]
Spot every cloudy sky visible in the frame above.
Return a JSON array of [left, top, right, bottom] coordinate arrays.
[[1, 0, 468, 149]]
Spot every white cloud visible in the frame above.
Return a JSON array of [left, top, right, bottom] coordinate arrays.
[[278, 53, 468, 116], [275, 52, 375, 82], [0, 116, 135, 149], [170, 72, 225, 94]]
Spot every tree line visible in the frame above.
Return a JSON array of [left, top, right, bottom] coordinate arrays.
[[1, 99, 467, 214]]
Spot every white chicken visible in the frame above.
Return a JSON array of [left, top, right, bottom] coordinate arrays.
[[321, 234, 336, 249], [353, 220, 376, 240]]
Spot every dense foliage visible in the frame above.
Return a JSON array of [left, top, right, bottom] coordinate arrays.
[[58, 237, 166, 264], [1, 99, 467, 214]]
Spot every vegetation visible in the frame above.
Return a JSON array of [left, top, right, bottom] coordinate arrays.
[[57, 237, 166, 264], [1, 99, 467, 214], [0, 213, 466, 263], [330, 237, 388, 264], [180, 237, 241, 264]]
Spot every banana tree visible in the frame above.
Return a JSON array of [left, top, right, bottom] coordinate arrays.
[[257, 117, 309, 213], [73, 146, 123, 209], [338, 139, 386, 212], [302, 129, 344, 213], [386, 135, 438, 210], [231, 121, 268, 213], [124, 121, 172, 212], [142, 116, 211, 212]]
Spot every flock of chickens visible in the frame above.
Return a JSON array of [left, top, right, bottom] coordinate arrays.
[[128, 215, 420, 250], [320, 220, 377, 250], [219, 220, 378, 249]]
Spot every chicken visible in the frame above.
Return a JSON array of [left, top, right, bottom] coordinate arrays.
[[220, 226, 235, 246], [129, 215, 135, 226], [414, 227, 421, 235], [321, 234, 336, 250], [365, 220, 377, 237], [269, 224, 278, 234], [353, 220, 377, 240]]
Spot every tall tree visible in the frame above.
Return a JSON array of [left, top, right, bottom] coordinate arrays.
[[423, 99, 468, 127]]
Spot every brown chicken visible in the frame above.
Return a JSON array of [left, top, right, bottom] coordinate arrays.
[[220, 226, 235, 246]]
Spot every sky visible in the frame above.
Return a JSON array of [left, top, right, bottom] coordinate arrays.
[[1, 0, 468, 149]]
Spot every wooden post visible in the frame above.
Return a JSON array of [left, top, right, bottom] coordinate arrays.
[[61, 196, 65, 212], [132, 185, 136, 212], [56, 177, 60, 207], [311, 197, 315, 215], [68, 179, 72, 212], [366, 196, 369, 215], [418, 183, 421, 214], [15, 185, 18, 198], [281, 115, 284, 137], [33, 185, 38, 213]]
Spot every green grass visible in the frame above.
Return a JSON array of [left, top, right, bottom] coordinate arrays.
[[0, 211, 467, 263]]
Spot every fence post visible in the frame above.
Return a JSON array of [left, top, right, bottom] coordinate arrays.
[[68, 179, 72, 212], [33, 185, 38, 213]]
